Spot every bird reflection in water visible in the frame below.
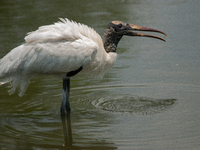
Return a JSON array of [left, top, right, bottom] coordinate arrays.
[[61, 110, 72, 147]]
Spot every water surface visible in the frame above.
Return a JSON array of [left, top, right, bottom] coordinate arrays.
[[0, 0, 200, 149]]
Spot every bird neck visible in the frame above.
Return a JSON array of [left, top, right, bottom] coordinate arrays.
[[103, 29, 123, 53]]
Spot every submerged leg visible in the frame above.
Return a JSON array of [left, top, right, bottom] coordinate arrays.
[[60, 78, 71, 114]]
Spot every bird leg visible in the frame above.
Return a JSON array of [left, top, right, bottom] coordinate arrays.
[[60, 66, 82, 114], [60, 78, 71, 114], [60, 78, 73, 146]]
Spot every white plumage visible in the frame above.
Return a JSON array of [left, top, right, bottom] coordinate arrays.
[[0, 18, 117, 96]]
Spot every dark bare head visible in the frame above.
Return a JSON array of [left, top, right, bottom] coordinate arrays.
[[104, 21, 167, 53]]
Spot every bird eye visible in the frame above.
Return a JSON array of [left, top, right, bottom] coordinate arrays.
[[118, 23, 122, 28]]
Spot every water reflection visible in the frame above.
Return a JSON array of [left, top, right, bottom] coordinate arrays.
[[60, 111, 117, 150], [0, 109, 117, 150], [61, 112, 72, 147]]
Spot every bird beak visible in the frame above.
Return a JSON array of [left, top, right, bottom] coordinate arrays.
[[126, 23, 167, 42]]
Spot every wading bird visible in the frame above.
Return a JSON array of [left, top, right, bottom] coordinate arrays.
[[0, 18, 167, 114]]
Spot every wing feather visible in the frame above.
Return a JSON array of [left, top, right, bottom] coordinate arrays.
[[0, 18, 100, 96], [25, 18, 89, 43], [0, 18, 116, 97], [24, 38, 98, 75]]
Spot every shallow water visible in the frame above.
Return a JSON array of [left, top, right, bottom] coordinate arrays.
[[0, 0, 200, 149]]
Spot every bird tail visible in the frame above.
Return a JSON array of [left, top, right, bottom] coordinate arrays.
[[0, 45, 31, 96]]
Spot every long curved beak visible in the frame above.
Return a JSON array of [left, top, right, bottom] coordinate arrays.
[[126, 24, 167, 42]]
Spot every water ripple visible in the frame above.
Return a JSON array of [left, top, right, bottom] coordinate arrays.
[[91, 95, 177, 115]]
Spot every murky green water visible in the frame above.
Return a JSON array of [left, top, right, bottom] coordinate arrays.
[[0, 0, 200, 149]]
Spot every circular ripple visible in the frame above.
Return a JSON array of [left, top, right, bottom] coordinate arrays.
[[91, 95, 177, 115]]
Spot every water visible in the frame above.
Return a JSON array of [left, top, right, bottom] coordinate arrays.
[[0, 0, 200, 149]]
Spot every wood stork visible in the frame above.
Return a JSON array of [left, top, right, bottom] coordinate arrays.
[[0, 18, 167, 114]]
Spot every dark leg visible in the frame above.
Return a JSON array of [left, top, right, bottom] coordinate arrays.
[[60, 78, 73, 146], [60, 78, 71, 114]]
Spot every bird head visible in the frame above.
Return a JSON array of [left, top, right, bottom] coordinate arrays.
[[104, 21, 167, 53]]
